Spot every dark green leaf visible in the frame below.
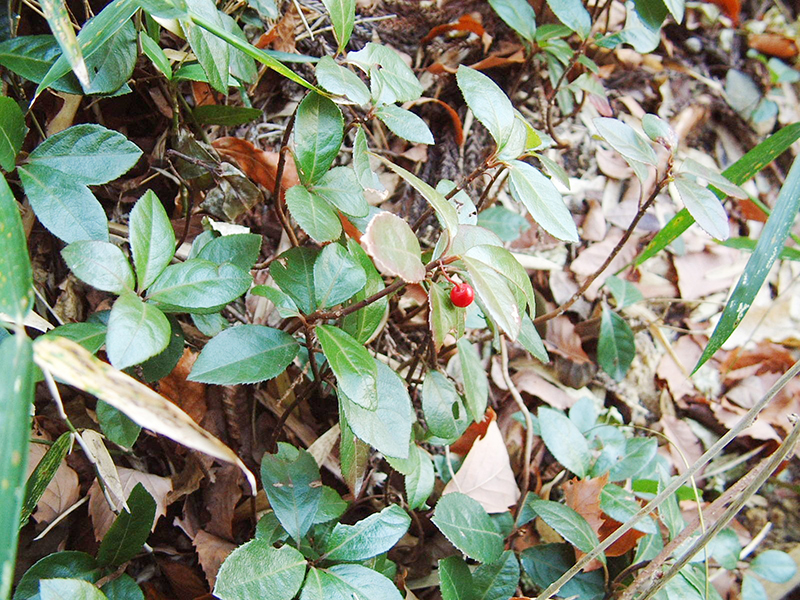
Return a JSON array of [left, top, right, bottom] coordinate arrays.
[[341, 238, 388, 344], [0, 335, 33, 599], [597, 305, 635, 381], [507, 160, 578, 242], [313, 242, 366, 308], [13, 552, 100, 600], [140, 315, 184, 382], [521, 544, 604, 600], [183, 0, 229, 93], [294, 92, 343, 184], [78, 20, 137, 95], [0, 36, 63, 87], [489, 0, 537, 42], [217, 12, 257, 84], [546, 0, 591, 37], [529, 499, 601, 558], [339, 361, 412, 459], [146, 259, 251, 313], [189, 324, 299, 384], [96, 401, 141, 448], [97, 484, 156, 567], [251, 285, 300, 318], [285, 185, 343, 243], [61, 241, 135, 293], [607, 437, 657, 482], [129, 190, 175, 292], [422, 370, 469, 443], [323, 504, 410, 561], [439, 556, 473, 600], [315, 56, 370, 105], [376, 104, 434, 145], [261, 443, 323, 541], [432, 493, 504, 563], [20, 432, 71, 527], [0, 174, 33, 322], [196, 233, 261, 270], [271, 247, 318, 314], [457, 338, 489, 422], [750, 550, 797, 583], [0, 96, 27, 171], [321, 0, 355, 53], [214, 541, 306, 600], [106, 293, 170, 370], [538, 407, 590, 477], [313, 166, 368, 218], [100, 574, 144, 600], [317, 324, 378, 410], [43, 322, 106, 354], [473, 550, 520, 600], [193, 105, 262, 126]]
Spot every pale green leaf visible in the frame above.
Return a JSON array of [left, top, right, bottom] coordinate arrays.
[[106, 293, 170, 370], [362, 211, 425, 283]]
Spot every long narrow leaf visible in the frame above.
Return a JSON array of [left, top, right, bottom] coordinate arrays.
[[695, 153, 800, 370], [40, 0, 90, 88], [636, 122, 800, 266]]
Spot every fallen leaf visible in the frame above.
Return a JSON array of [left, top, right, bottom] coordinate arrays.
[[204, 465, 242, 541], [659, 415, 704, 475], [193, 530, 236, 588], [748, 33, 796, 58], [564, 474, 607, 570], [450, 407, 496, 455], [212, 137, 300, 196], [443, 420, 520, 513], [157, 558, 209, 600], [158, 349, 207, 424]]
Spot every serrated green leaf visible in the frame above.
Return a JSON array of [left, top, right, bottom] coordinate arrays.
[[489, 0, 537, 42], [362, 211, 425, 283], [188, 324, 299, 384], [315, 56, 370, 105], [313, 242, 367, 308], [376, 104, 434, 145], [196, 233, 261, 270], [146, 259, 251, 314], [313, 486, 348, 525], [43, 322, 106, 354], [546, 0, 591, 37], [285, 185, 343, 243], [473, 550, 520, 600], [271, 246, 318, 315], [673, 176, 729, 240], [538, 407, 590, 477], [97, 484, 156, 567], [607, 437, 657, 481], [347, 43, 422, 104], [323, 505, 410, 561], [321, 0, 355, 53], [0, 96, 27, 171], [600, 484, 657, 533], [439, 556, 473, 600], [597, 305, 635, 381], [432, 493, 504, 563], [422, 370, 469, 443], [530, 499, 601, 558], [402, 445, 434, 509], [294, 92, 344, 184], [214, 541, 306, 600], [183, 0, 228, 93], [507, 160, 578, 242], [99, 574, 143, 600], [456, 66, 515, 148], [0, 174, 33, 322], [129, 190, 175, 291], [106, 293, 170, 370], [594, 117, 657, 166], [457, 338, 488, 422], [313, 166, 368, 217], [62, 241, 135, 294], [20, 432, 71, 528], [299, 564, 402, 600], [317, 324, 378, 410]]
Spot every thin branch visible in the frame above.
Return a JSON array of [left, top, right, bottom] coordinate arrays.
[[500, 336, 533, 513], [273, 111, 300, 247]]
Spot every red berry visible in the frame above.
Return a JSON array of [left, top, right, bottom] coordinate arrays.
[[450, 283, 474, 308]]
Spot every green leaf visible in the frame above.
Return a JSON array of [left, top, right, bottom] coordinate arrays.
[[538, 407, 590, 478], [39, 579, 107, 600], [146, 258, 251, 314], [376, 104, 434, 145], [641, 113, 676, 148], [77, 20, 137, 96], [106, 293, 170, 370], [545, 0, 591, 38], [139, 31, 171, 79], [341, 238, 388, 344], [317, 324, 378, 410], [439, 556, 473, 600], [741, 574, 767, 600], [188, 324, 299, 384], [489, 0, 537, 42], [19, 164, 109, 243], [300, 564, 402, 600], [362, 211, 425, 283], [429, 280, 460, 351], [61, 241, 135, 294], [97, 484, 156, 567], [473, 550, 520, 600], [313, 242, 366, 308], [0, 174, 33, 322], [477, 205, 530, 242], [193, 105, 262, 126], [40, 0, 90, 89], [271, 247, 318, 314], [261, 443, 323, 541], [462, 254, 521, 339], [321, 0, 355, 53], [129, 190, 175, 291], [140, 315, 184, 382], [607, 437, 657, 481], [597, 305, 635, 381], [285, 185, 343, 243], [13, 552, 100, 600], [593, 117, 657, 166], [20, 432, 71, 528], [518, 314, 549, 362], [43, 322, 107, 354], [196, 233, 261, 270], [507, 160, 578, 242], [313, 166, 369, 218], [183, 0, 229, 93], [315, 56, 370, 105], [0, 36, 63, 88], [100, 574, 144, 600], [604, 275, 643, 308], [26, 124, 142, 185], [432, 493, 504, 563], [456, 66, 515, 148], [1, 336, 33, 599], [673, 176, 729, 240], [529, 499, 601, 557], [463, 244, 534, 312], [313, 486, 348, 525], [323, 504, 410, 561], [599, 484, 657, 534], [422, 370, 469, 443], [521, 544, 604, 600], [393, 444, 434, 510], [697, 153, 800, 370], [96, 401, 141, 449], [636, 123, 800, 267], [706, 528, 741, 571], [680, 158, 748, 200], [352, 126, 384, 193], [214, 541, 306, 600], [339, 361, 412, 459], [750, 550, 797, 583], [457, 338, 489, 422], [294, 92, 344, 184], [217, 12, 257, 84], [348, 43, 422, 104], [0, 96, 27, 171], [339, 411, 370, 496]]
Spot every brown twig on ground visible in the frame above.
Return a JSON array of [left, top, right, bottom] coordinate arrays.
[[273, 111, 300, 247]]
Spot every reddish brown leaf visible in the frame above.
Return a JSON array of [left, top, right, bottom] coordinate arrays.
[[422, 13, 487, 44], [564, 474, 608, 570], [158, 349, 208, 425], [450, 407, 496, 454], [599, 517, 646, 557], [191, 82, 216, 107], [157, 558, 209, 600], [405, 98, 464, 145], [193, 530, 236, 588], [748, 33, 798, 59], [212, 137, 299, 197], [703, 0, 740, 24]]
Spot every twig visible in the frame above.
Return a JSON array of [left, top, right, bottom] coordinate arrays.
[[500, 337, 532, 514], [273, 111, 300, 247]]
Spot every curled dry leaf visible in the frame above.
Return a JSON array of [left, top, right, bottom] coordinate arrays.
[[442, 420, 520, 513], [158, 348, 208, 424], [193, 529, 237, 588], [212, 137, 300, 197]]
